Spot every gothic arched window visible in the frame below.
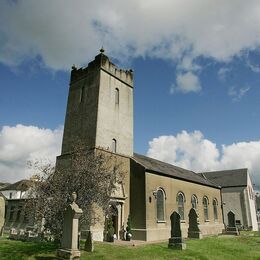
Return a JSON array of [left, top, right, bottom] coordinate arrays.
[[203, 196, 209, 221], [177, 192, 185, 220], [213, 198, 218, 221], [115, 88, 119, 104], [191, 194, 198, 210], [156, 188, 165, 221]]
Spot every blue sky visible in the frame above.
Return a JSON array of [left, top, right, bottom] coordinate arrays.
[[0, 0, 260, 190]]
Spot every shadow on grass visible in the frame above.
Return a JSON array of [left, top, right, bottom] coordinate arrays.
[[35, 257, 57, 259], [0, 239, 58, 259]]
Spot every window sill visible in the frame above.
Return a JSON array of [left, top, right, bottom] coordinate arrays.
[[157, 220, 166, 223], [181, 220, 186, 223], [205, 219, 210, 222]]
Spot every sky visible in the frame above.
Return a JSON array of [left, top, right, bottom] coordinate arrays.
[[0, 0, 260, 190]]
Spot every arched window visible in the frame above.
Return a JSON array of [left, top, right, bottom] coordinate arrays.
[[177, 192, 185, 220], [112, 139, 117, 153], [203, 196, 209, 221], [115, 88, 119, 104], [156, 188, 165, 221], [213, 198, 218, 221], [191, 195, 198, 210]]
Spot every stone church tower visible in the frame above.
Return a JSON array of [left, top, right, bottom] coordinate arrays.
[[61, 48, 134, 156], [57, 49, 133, 240]]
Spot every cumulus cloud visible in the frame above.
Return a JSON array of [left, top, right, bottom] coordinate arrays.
[[170, 72, 202, 93], [0, 124, 63, 182], [147, 130, 260, 189], [0, 0, 260, 70]]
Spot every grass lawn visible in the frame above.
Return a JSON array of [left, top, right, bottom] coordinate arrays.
[[0, 231, 259, 259]]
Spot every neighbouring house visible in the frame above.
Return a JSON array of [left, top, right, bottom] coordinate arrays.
[[0, 179, 35, 233], [0, 192, 5, 235], [202, 169, 258, 231]]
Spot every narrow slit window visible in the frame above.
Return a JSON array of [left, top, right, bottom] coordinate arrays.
[[115, 88, 119, 104], [80, 87, 85, 103], [112, 139, 117, 153]]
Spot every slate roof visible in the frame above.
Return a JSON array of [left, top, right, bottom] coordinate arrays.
[[200, 169, 248, 188], [133, 153, 220, 188], [0, 179, 33, 191], [0, 182, 10, 190]]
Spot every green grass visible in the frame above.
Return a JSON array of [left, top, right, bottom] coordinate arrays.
[[0, 232, 260, 259]]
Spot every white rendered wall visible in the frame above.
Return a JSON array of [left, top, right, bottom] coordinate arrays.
[[247, 176, 258, 231]]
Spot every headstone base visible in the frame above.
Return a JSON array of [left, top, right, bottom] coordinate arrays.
[[188, 231, 203, 239], [225, 227, 239, 236], [168, 237, 186, 250], [57, 248, 81, 259]]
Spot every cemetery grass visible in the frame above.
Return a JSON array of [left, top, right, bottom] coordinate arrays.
[[0, 231, 259, 259]]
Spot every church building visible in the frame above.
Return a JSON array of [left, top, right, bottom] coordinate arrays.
[[56, 49, 225, 241]]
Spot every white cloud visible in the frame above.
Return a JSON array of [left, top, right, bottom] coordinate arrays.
[[218, 67, 232, 81], [0, 124, 63, 182], [0, 1, 260, 70], [171, 72, 202, 93], [228, 86, 250, 101], [246, 60, 260, 73], [147, 131, 260, 189]]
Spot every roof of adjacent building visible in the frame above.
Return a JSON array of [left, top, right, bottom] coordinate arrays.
[[0, 182, 10, 190], [0, 179, 33, 191], [133, 153, 220, 188], [200, 168, 248, 188]]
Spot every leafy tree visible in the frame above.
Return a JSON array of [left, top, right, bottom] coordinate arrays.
[[26, 146, 125, 242]]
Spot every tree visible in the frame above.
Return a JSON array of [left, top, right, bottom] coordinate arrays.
[[25, 146, 125, 242]]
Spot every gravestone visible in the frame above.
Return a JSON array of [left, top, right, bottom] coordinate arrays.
[[0, 196, 5, 236], [84, 231, 94, 252], [9, 228, 18, 240], [188, 208, 202, 239], [168, 211, 186, 250], [57, 192, 83, 259], [226, 211, 239, 235]]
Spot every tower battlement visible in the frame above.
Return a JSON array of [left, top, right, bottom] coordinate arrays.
[[70, 51, 133, 87]]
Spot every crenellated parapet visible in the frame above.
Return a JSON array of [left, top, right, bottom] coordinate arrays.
[[70, 49, 133, 87]]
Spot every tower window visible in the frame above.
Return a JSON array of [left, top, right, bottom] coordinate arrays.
[[80, 87, 85, 103], [112, 139, 117, 153], [115, 88, 119, 104]]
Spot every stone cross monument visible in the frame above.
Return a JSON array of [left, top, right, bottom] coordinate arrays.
[[168, 211, 186, 250], [57, 192, 83, 259]]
